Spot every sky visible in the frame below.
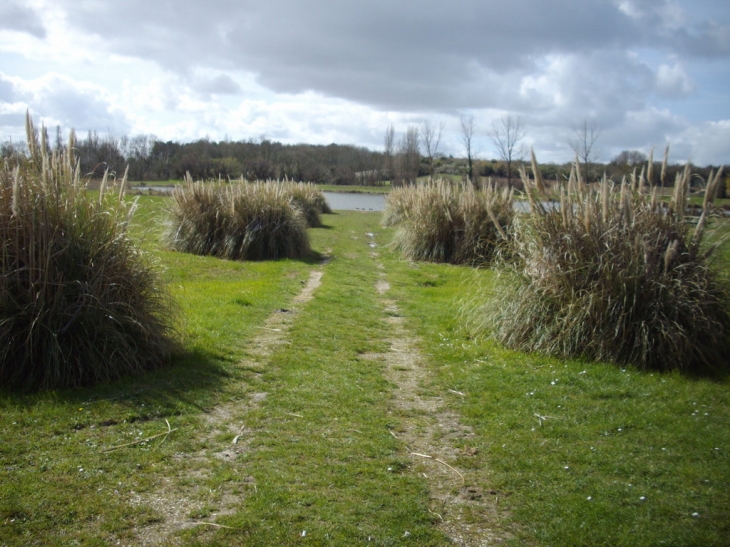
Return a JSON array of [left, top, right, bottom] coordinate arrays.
[[0, 0, 729, 165]]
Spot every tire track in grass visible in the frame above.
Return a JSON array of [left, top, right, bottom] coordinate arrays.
[[129, 264, 327, 545], [368, 233, 508, 546]]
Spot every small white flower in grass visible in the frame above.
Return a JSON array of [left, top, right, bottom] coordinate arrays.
[[692, 512, 700, 517], [587, 496, 592, 500], [564, 466, 570, 470], [640, 496, 646, 501], [617, 428, 622, 431], [579, 370, 587, 375], [403, 531, 411, 537]]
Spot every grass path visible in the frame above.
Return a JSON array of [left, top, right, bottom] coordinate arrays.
[[168, 212, 507, 545], [120, 211, 503, 545], [371, 241, 507, 546]]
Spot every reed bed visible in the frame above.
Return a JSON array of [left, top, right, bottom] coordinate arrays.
[[0, 115, 177, 390], [277, 179, 332, 227], [167, 178, 313, 260], [384, 180, 513, 265], [473, 152, 729, 373]]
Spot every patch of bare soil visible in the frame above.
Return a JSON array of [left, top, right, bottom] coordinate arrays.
[[126, 267, 326, 546], [375, 266, 509, 546]]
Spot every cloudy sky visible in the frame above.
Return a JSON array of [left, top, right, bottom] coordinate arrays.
[[1, 0, 729, 165]]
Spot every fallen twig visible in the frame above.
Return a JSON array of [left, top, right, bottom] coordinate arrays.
[[103, 419, 177, 452], [534, 413, 557, 426], [192, 522, 239, 530], [448, 389, 466, 397], [409, 452, 465, 485]]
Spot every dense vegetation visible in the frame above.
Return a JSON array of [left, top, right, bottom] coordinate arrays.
[[2, 126, 725, 192], [471, 157, 730, 373], [0, 116, 177, 390], [383, 180, 513, 265], [166, 178, 327, 261]]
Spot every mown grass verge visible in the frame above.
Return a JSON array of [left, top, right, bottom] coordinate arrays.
[[0, 194, 314, 544], [381, 232, 730, 546]]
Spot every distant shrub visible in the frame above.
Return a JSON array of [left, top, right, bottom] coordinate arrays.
[[473, 156, 730, 373], [279, 180, 332, 227], [383, 180, 513, 266], [0, 115, 177, 390], [167, 179, 312, 260]]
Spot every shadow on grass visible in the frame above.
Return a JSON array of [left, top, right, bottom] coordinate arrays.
[[0, 346, 235, 419]]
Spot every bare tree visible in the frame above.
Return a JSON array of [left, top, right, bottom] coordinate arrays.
[[421, 119, 444, 178], [395, 125, 420, 185], [490, 114, 526, 189], [383, 124, 395, 184], [460, 115, 477, 184], [568, 120, 601, 183]]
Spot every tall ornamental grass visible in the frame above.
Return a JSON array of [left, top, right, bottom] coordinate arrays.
[[278, 179, 332, 227], [384, 180, 513, 266], [0, 115, 177, 390], [474, 152, 730, 373], [167, 178, 313, 260]]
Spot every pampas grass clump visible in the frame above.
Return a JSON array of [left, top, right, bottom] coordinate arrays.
[[0, 115, 177, 390], [168, 178, 312, 260], [278, 180, 332, 227], [475, 152, 730, 373], [384, 180, 513, 265]]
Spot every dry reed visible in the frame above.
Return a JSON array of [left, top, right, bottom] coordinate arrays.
[[384, 179, 513, 266], [473, 150, 729, 373], [0, 114, 177, 390], [167, 178, 313, 260]]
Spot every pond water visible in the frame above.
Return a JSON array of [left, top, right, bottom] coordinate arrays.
[[322, 192, 386, 212], [129, 187, 386, 212]]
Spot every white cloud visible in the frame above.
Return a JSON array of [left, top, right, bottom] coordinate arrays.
[[0, 72, 130, 135], [0, 0, 728, 165], [656, 62, 695, 98]]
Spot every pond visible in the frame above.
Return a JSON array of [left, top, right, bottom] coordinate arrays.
[[322, 192, 386, 212]]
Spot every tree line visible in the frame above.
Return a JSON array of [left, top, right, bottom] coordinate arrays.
[[0, 121, 724, 194]]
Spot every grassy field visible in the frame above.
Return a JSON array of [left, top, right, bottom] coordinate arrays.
[[1, 197, 728, 546]]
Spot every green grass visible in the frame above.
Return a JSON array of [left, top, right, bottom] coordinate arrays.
[[382, 247, 730, 546], [1, 197, 728, 545]]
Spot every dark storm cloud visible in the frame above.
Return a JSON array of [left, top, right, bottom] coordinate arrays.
[[0, 2, 46, 38], [52, 0, 681, 110]]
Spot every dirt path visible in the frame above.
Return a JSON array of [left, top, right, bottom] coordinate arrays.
[[129, 268, 326, 545], [129, 234, 505, 545], [369, 236, 507, 545]]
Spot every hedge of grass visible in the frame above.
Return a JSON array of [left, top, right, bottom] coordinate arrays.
[[383, 180, 513, 266], [0, 116, 177, 390], [167, 179, 314, 261], [473, 155, 730, 373]]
